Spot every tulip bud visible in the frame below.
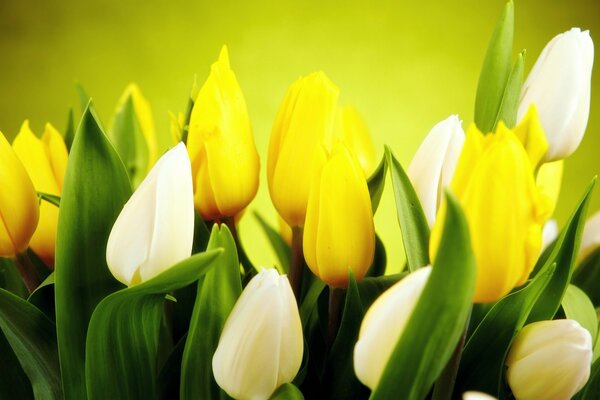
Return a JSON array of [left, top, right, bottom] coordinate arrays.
[[518, 28, 594, 162], [12, 121, 68, 265], [106, 143, 194, 286], [506, 319, 592, 400], [462, 392, 497, 400], [0, 131, 39, 258], [407, 115, 465, 227], [187, 46, 260, 221], [578, 210, 600, 263], [212, 268, 303, 400], [268, 71, 339, 227], [536, 160, 563, 216], [303, 142, 375, 288], [334, 105, 377, 176], [354, 266, 432, 390], [430, 120, 551, 303]]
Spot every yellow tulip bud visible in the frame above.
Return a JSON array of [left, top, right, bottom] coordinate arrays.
[[430, 121, 551, 303], [536, 160, 563, 216], [187, 46, 260, 221], [268, 71, 339, 227], [303, 142, 375, 288], [0, 130, 39, 258], [12, 121, 67, 265], [334, 105, 377, 176]]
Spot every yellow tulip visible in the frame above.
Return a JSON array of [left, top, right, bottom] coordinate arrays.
[[187, 46, 260, 221], [268, 71, 339, 227], [430, 120, 551, 303], [334, 105, 377, 176], [536, 160, 563, 216], [12, 121, 68, 266], [303, 142, 374, 288], [0, 130, 39, 258]]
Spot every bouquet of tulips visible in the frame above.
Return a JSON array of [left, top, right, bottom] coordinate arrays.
[[1, 2, 599, 399]]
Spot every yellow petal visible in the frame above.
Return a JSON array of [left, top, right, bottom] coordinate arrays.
[[450, 124, 484, 200], [334, 105, 377, 176], [41, 123, 68, 192], [513, 104, 549, 168], [536, 160, 563, 216]]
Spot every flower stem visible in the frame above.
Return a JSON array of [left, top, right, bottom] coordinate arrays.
[[327, 287, 346, 348], [289, 226, 304, 302], [15, 252, 39, 294]]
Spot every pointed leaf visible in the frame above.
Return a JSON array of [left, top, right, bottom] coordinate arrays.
[[255, 212, 291, 273], [270, 383, 304, 400], [495, 50, 525, 128], [562, 284, 598, 343], [367, 154, 388, 214], [64, 108, 75, 151]]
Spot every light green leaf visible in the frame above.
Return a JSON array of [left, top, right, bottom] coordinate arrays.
[[562, 284, 598, 343], [495, 50, 525, 129], [54, 102, 132, 399], [180, 225, 242, 400], [270, 383, 304, 400], [474, 0, 514, 133], [0, 288, 62, 400], [255, 212, 291, 273], [385, 146, 429, 272], [367, 154, 388, 214], [371, 192, 476, 400], [85, 250, 222, 400]]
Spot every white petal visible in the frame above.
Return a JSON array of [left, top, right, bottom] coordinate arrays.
[[462, 391, 497, 400], [541, 219, 558, 253]]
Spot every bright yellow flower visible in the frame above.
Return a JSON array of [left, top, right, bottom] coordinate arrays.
[[187, 46, 260, 221], [334, 105, 377, 176], [0, 130, 39, 258], [303, 142, 375, 288], [536, 160, 563, 216], [430, 119, 551, 303], [12, 121, 68, 265]]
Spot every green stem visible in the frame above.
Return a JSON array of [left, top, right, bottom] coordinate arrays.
[[289, 227, 304, 302], [15, 252, 39, 294], [180, 96, 194, 145], [327, 287, 346, 348]]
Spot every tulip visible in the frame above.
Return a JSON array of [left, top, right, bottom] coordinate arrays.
[[106, 143, 194, 286], [407, 115, 465, 227], [536, 160, 563, 216], [518, 28, 594, 162], [0, 131, 39, 258], [430, 119, 551, 303], [462, 392, 497, 400], [541, 219, 559, 253], [187, 46, 260, 221], [12, 121, 68, 265], [578, 210, 600, 263], [354, 266, 432, 390], [212, 268, 303, 400], [268, 71, 339, 227], [334, 105, 377, 176], [506, 319, 592, 400], [303, 142, 375, 288]]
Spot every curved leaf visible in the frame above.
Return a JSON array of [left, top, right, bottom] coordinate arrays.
[[495, 50, 525, 128], [562, 284, 598, 344], [270, 383, 304, 400], [573, 248, 600, 306], [367, 154, 388, 214], [255, 212, 291, 273], [0, 330, 33, 399]]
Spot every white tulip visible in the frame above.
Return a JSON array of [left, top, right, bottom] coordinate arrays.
[[462, 391, 497, 400], [407, 116, 465, 227], [506, 319, 592, 400], [106, 142, 194, 286], [212, 268, 303, 400], [541, 219, 558, 253], [518, 28, 594, 162], [354, 266, 432, 390], [578, 210, 600, 263]]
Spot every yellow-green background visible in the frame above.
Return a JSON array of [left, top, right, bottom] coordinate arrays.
[[1, 0, 598, 272]]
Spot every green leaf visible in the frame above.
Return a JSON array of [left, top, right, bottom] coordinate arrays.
[[255, 211, 291, 273], [0, 258, 28, 298], [456, 264, 555, 395], [495, 50, 525, 129], [562, 284, 598, 343], [474, 0, 514, 133], [37, 192, 61, 207], [157, 335, 187, 399], [85, 250, 222, 400], [270, 383, 304, 400], [371, 192, 476, 400], [109, 95, 149, 188], [385, 146, 429, 272], [192, 212, 212, 253], [367, 154, 388, 214], [64, 108, 76, 151], [0, 288, 62, 399], [300, 279, 326, 329], [528, 179, 595, 323], [324, 273, 369, 399], [180, 225, 242, 400], [0, 330, 33, 399], [358, 273, 404, 311], [76, 82, 91, 112], [54, 102, 132, 399], [28, 272, 55, 321], [573, 248, 600, 306]]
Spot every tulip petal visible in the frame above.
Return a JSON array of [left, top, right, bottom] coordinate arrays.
[[41, 123, 69, 192]]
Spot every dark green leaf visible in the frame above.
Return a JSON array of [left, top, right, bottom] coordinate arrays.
[[54, 102, 132, 398], [157, 334, 187, 400], [38, 192, 61, 207], [474, 0, 514, 133], [64, 108, 76, 151], [255, 212, 291, 273], [270, 383, 304, 400], [180, 225, 242, 400], [385, 146, 429, 272], [0, 288, 62, 399], [193, 212, 211, 253], [367, 154, 388, 214], [300, 279, 326, 329], [372, 192, 476, 400], [85, 250, 222, 400], [562, 284, 598, 343], [28, 272, 55, 321], [0, 258, 28, 298], [495, 50, 525, 129], [573, 248, 600, 306], [0, 330, 33, 399], [358, 273, 404, 311], [366, 233, 387, 277]]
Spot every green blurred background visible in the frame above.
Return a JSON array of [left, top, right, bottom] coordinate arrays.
[[1, 0, 598, 272]]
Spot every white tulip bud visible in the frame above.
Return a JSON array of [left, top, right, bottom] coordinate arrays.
[[212, 268, 303, 400], [354, 266, 432, 390], [578, 210, 600, 263], [506, 319, 592, 400], [541, 219, 559, 253], [462, 391, 497, 400], [518, 28, 594, 162], [407, 116, 465, 227], [106, 142, 194, 286]]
